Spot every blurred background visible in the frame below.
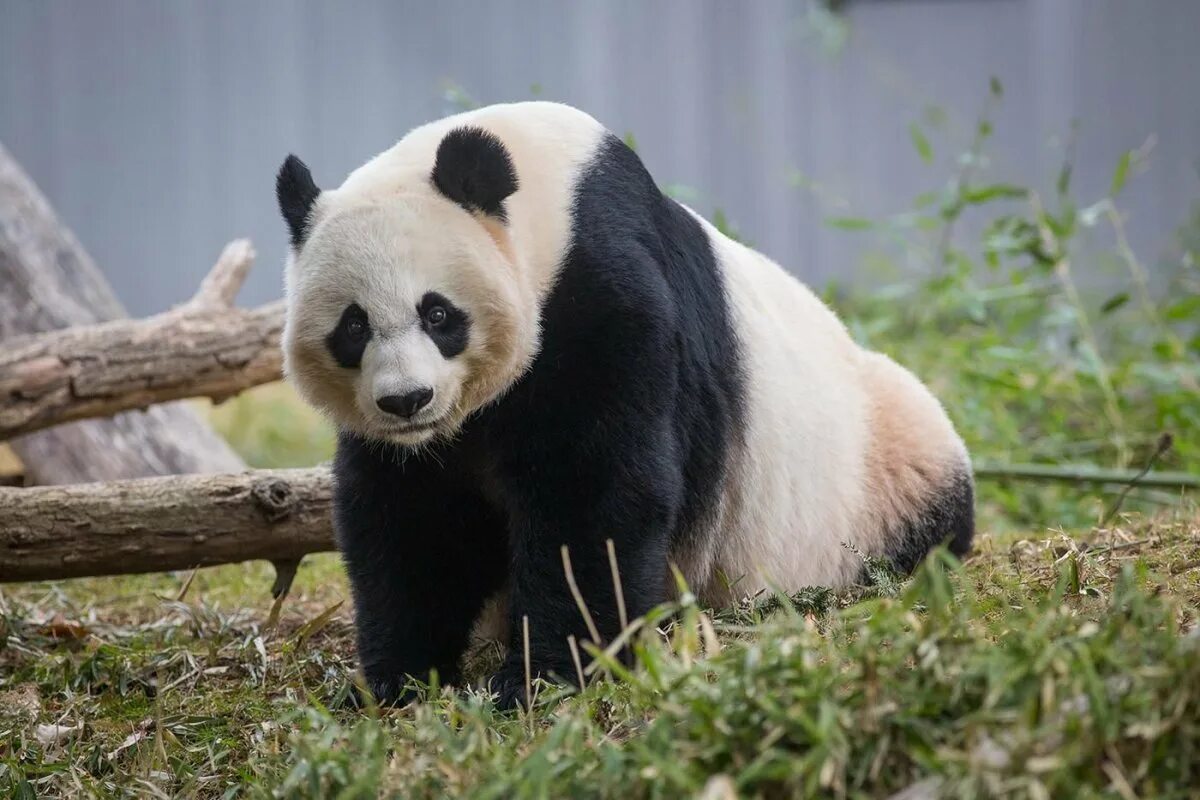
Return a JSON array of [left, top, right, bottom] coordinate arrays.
[[3, 0, 1198, 314], [3, 5, 1199, 793], [1, 0, 1197, 528]]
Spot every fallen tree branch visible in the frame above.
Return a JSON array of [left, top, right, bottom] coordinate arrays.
[[973, 461, 1200, 490], [0, 240, 285, 441], [2, 457, 1194, 585], [0, 468, 333, 583], [0, 141, 244, 483]]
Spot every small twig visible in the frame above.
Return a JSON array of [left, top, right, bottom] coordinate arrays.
[[158, 665, 203, 695], [1082, 538, 1152, 556], [291, 599, 344, 648], [884, 777, 945, 800], [522, 614, 533, 713], [698, 611, 722, 656], [583, 617, 649, 678], [605, 539, 629, 633], [560, 545, 602, 645], [1101, 748, 1139, 800], [174, 567, 199, 602], [567, 634, 586, 691], [1101, 433, 1174, 525]]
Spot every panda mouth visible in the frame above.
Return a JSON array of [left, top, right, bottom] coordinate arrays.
[[379, 419, 441, 436]]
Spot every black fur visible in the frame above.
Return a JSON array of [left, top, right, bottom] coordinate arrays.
[[334, 437, 509, 703], [334, 134, 745, 708], [276, 154, 320, 248], [431, 127, 519, 220], [418, 291, 470, 359], [326, 303, 371, 369], [880, 469, 976, 575]]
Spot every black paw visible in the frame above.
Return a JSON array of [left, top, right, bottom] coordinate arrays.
[[341, 670, 445, 710], [485, 663, 529, 710], [338, 679, 407, 711], [486, 660, 578, 710]]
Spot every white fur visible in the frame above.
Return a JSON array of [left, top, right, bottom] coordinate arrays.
[[677, 217, 870, 600], [335, 102, 606, 298], [283, 103, 605, 446], [689, 213, 969, 601]]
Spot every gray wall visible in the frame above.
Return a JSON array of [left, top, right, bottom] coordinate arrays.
[[2, 0, 1198, 315]]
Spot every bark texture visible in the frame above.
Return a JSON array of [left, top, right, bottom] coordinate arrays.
[[0, 142, 243, 484], [0, 467, 334, 582], [0, 244, 283, 439]]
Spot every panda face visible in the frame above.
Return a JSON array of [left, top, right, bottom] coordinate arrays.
[[283, 197, 530, 447]]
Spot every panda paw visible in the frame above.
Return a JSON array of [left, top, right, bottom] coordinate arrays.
[[341, 671, 432, 711], [485, 664, 530, 711], [486, 659, 580, 711], [341, 680, 407, 711]]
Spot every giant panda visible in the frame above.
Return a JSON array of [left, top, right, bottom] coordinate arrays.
[[276, 101, 974, 708]]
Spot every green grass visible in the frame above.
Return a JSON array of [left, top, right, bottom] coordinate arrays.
[[204, 383, 335, 469], [2, 90, 1199, 797], [1, 519, 1198, 798]]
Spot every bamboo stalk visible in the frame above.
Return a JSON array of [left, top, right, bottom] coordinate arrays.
[[972, 462, 1200, 490]]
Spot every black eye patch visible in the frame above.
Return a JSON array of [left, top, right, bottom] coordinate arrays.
[[326, 303, 371, 368], [418, 292, 469, 358]]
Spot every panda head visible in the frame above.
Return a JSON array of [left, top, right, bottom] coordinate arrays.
[[277, 127, 535, 446]]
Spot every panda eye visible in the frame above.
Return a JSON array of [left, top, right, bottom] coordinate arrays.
[[345, 316, 368, 341], [427, 306, 447, 326]]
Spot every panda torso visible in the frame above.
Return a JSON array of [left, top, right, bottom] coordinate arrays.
[[279, 101, 973, 705]]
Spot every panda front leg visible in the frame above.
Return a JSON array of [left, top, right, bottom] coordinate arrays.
[[487, 418, 681, 708], [333, 434, 508, 706]]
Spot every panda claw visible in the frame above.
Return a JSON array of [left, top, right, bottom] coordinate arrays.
[[339, 674, 425, 711], [486, 665, 531, 711]]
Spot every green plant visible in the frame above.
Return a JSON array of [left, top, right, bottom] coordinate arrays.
[[824, 79, 1199, 531], [10, 82, 1191, 799]]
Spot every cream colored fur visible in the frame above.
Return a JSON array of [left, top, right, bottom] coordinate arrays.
[[693, 218, 969, 602], [283, 103, 605, 446]]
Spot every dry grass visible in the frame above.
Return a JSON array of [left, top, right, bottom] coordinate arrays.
[[1, 509, 1197, 798]]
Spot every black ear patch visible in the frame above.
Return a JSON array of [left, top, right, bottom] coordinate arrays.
[[276, 154, 321, 248], [431, 127, 518, 221]]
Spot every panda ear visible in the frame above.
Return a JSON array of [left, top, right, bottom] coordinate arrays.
[[431, 127, 519, 221], [276, 154, 320, 248]]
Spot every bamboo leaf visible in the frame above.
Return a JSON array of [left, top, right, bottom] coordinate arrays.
[[1111, 151, 1132, 196], [1100, 292, 1130, 314], [909, 123, 933, 164], [826, 216, 874, 231], [963, 184, 1028, 205]]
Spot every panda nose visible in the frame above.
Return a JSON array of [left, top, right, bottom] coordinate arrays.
[[376, 387, 434, 419]]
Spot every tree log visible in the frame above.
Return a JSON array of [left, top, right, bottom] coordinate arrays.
[[0, 241, 285, 441], [0, 468, 334, 583], [0, 142, 243, 484]]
